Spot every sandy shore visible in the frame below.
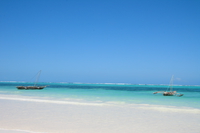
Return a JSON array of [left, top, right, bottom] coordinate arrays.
[[0, 99, 200, 133]]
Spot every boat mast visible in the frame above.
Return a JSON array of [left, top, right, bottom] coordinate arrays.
[[166, 75, 174, 92], [169, 75, 174, 92], [34, 70, 41, 86]]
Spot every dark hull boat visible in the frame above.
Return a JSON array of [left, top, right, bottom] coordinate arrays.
[[16, 70, 48, 90], [17, 86, 46, 90]]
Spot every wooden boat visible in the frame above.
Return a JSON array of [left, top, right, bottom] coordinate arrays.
[[153, 75, 183, 97], [16, 70, 47, 90], [163, 91, 177, 96], [17, 86, 46, 90]]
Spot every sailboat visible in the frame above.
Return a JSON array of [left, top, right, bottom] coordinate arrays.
[[153, 75, 183, 97], [16, 70, 47, 90]]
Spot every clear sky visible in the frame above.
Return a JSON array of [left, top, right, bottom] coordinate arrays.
[[0, 0, 200, 85]]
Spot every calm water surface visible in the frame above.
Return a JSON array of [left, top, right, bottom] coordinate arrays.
[[0, 82, 200, 109]]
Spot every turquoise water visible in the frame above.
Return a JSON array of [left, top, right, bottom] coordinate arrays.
[[0, 82, 200, 109]]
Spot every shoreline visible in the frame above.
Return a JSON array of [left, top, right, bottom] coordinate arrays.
[[0, 94, 200, 113], [1, 98, 200, 133], [1, 94, 200, 113]]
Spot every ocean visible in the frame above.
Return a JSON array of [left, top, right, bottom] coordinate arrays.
[[0, 81, 200, 109]]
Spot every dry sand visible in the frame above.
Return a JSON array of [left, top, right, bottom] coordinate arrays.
[[0, 99, 200, 133]]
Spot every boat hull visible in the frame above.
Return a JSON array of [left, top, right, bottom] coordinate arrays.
[[16, 86, 46, 90], [163, 91, 176, 96]]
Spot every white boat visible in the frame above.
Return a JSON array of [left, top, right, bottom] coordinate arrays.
[[153, 75, 183, 97], [16, 70, 47, 90]]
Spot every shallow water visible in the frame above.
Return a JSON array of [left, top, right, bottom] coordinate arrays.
[[0, 82, 200, 109]]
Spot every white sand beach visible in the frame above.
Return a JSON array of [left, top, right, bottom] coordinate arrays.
[[0, 99, 200, 133]]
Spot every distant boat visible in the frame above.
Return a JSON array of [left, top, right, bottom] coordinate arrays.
[[16, 70, 47, 90], [153, 75, 183, 97]]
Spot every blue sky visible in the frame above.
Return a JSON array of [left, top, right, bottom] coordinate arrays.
[[0, 0, 200, 85]]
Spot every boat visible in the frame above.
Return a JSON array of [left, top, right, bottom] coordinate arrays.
[[16, 70, 47, 90], [16, 86, 46, 90], [153, 75, 183, 97]]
